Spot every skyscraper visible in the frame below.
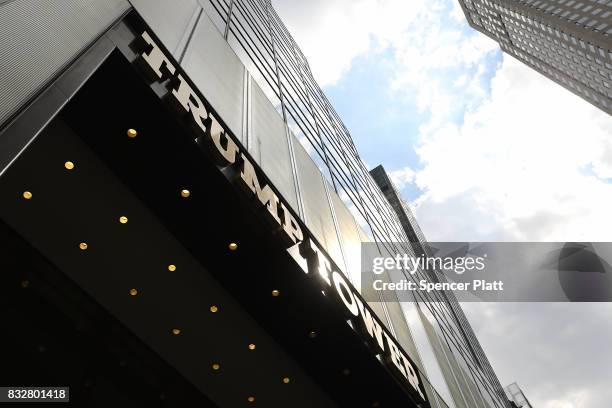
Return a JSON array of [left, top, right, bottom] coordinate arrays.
[[370, 165, 512, 408], [0, 0, 512, 406], [457, 0, 612, 114]]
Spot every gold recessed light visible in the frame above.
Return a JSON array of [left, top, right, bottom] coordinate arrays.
[[172, 328, 181, 336], [127, 128, 138, 138], [247, 396, 255, 403], [180, 189, 190, 198], [228, 242, 238, 251], [79, 242, 88, 250], [64, 161, 75, 170], [168, 264, 177, 272], [308, 331, 317, 339], [22, 191, 32, 200], [282, 377, 290, 384], [21, 280, 30, 288], [119, 216, 128, 224], [129, 288, 138, 296], [212, 363, 220, 371], [271, 289, 280, 297], [210, 305, 218, 313], [248, 343, 256, 350]]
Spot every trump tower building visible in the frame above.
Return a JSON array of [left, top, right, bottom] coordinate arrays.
[[0, 1, 512, 407]]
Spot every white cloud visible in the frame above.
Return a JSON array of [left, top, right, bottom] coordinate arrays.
[[273, 0, 612, 244], [388, 166, 416, 189], [272, 3, 612, 407], [414, 54, 612, 241], [273, 0, 431, 86], [389, 26, 498, 92], [450, 0, 467, 22], [463, 303, 612, 408], [453, 73, 469, 88], [545, 392, 591, 408]]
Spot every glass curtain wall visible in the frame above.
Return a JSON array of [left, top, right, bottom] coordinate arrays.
[[196, 1, 512, 407]]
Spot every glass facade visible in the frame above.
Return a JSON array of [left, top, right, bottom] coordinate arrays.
[[458, 0, 612, 114], [204, 0, 413, 249], [129, 1, 513, 407], [151, 2, 512, 407], [370, 166, 512, 408], [0, 1, 515, 407]]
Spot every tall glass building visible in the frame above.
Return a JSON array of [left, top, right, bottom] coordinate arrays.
[[0, 1, 512, 407], [457, 0, 612, 114], [369, 165, 512, 408]]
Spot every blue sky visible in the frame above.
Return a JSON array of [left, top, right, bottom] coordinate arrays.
[[275, 0, 612, 243], [324, 46, 428, 201], [274, 1, 612, 407], [328, 54, 418, 199], [323, 23, 503, 202]]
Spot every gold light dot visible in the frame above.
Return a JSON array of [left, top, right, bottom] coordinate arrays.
[[119, 216, 128, 224], [129, 288, 138, 296], [248, 343, 256, 350], [127, 128, 138, 138], [282, 377, 290, 384], [247, 396, 255, 403], [180, 189, 190, 198], [210, 305, 218, 313], [228, 242, 238, 251], [79, 242, 88, 250], [212, 363, 220, 371], [22, 191, 33, 200], [21, 280, 30, 288], [172, 328, 181, 336], [271, 289, 280, 297], [64, 161, 75, 170], [308, 331, 317, 339], [168, 264, 177, 272]]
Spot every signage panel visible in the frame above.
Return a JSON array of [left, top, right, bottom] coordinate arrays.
[[135, 30, 428, 405]]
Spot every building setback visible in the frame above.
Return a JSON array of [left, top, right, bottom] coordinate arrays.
[[457, 0, 612, 114], [0, 1, 512, 407], [505, 382, 534, 407]]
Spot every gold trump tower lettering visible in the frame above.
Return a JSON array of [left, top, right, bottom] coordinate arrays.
[[138, 31, 427, 404]]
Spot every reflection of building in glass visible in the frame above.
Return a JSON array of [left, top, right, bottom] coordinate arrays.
[[505, 382, 534, 407], [457, 0, 612, 114], [0, 1, 514, 407]]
